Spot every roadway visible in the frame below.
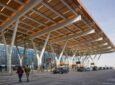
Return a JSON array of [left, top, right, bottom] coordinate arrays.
[[0, 70, 115, 85]]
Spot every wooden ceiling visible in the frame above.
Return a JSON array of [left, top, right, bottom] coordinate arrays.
[[0, 0, 114, 55]]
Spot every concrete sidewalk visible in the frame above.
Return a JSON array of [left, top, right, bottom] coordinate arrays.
[[0, 70, 115, 85]]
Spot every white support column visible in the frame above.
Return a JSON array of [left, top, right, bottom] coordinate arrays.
[[93, 54, 97, 59], [16, 45, 23, 66], [8, 20, 19, 73], [85, 59, 90, 67], [39, 33, 50, 67], [66, 54, 70, 65], [57, 40, 68, 67], [17, 52, 23, 67], [1, 31, 9, 70], [88, 54, 97, 66], [78, 52, 82, 61], [49, 44, 57, 62], [68, 49, 78, 68], [84, 57, 90, 67], [89, 55, 94, 62], [19, 58, 23, 67], [82, 55, 88, 64], [59, 40, 68, 60], [18, 54, 23, 66], [96, 54, 102, 63], [31, 40, 40, 68], [49, 40, 68, 67]]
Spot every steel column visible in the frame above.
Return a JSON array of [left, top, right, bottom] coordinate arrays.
[[31, 40, 40, 68], [68, 49, 78, 68], [56, 40, 68, 67], [16, 45, 23, 66], [96, 54, 102, 63], [49, 44, 57, 61], [8, 20, 19, 73], [17, 54, 23, 67], [39, 33, 50, 66], [1, 31, 9, 70], [50, 40, 68, 67]]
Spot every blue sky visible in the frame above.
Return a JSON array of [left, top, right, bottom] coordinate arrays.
[[81, 0, 115, 67]]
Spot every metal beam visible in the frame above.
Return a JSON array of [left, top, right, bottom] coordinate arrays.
[[0, 3, 16, 12], [1, 0, 42, 30], [70, 37, 103, 48], [24, 16, 48, 26], [14, 0, 25, 5], [0, 13, 9, 18], [31, 9, 56, 23], [42, 2, 66, 19], [8, 25, 30, 36], [20, 21, 37, 29], [31, 15, 81, 39], [52, 29, 94, 43], [0, 19, 4, 22], [60, 0, 78, 16], [81, 48, 114, 55]]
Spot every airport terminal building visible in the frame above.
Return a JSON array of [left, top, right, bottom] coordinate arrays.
[[0, 0, 114, 73]]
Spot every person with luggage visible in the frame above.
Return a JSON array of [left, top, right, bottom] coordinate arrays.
[[16, 66, 24, 82], [24, 65, 31, 82]]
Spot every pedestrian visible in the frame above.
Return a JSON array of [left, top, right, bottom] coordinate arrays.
[[16, 66, 24, 82], [24, 65, 31, 82]]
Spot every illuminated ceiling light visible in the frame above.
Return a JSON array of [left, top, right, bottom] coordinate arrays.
[[85, 29, 95, 35], [0, 7, 5, 12], [48, 0, 52, 3], [107, 46, 111, 49], [63, 10, 70, 14], [22, 17, 26, 21], [109, 49, 114, 51], [26, 43, 29, 45], [29, 11, 34, 16], [1, 0, 11, 12], [72, 15, 81, 23], [37, 5, 43, 10], [45, 20, 49, 23], [102, 43, 108, 46], [95, 37, 103, 41], [53, 16, 59, 19], [91, 37, 103, 43], [88, 29, 95, 34], [6, 0, 11, 4]]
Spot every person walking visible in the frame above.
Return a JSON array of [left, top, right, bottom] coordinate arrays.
[[24, 65, 31, 82], [16, 66, 24, 82]]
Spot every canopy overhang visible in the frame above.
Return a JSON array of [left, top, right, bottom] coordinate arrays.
[[0, 0, 114, 55]]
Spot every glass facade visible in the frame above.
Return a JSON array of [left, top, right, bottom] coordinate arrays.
[[0, 44, 79, 68], [0, 44, 55, 67]]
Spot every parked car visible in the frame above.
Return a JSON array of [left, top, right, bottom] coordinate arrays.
[[53, 66, 69, 74], [77, 67, 85, 72], [84, 67, 92, 72], [92, 66, 97, 71]]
